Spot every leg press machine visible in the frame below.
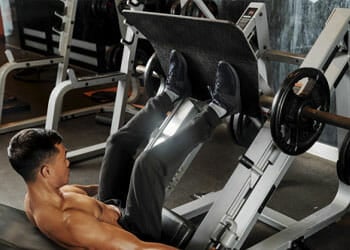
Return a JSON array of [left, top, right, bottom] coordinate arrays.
[[1, 2, 350, 249]]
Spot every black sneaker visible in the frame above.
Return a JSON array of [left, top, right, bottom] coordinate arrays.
[[209, 61, 241, 117], [165, 50, 191, 99]]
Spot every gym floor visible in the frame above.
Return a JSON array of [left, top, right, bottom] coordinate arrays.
[[0, 43, 350, 249]]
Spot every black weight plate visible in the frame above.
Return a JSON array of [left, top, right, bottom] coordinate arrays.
[[337, 131, 350, 185], [111, 45, 123, 71], [270, 67, 330, 155], [105, 45, 118, 71], [228, 113, 264, 147]]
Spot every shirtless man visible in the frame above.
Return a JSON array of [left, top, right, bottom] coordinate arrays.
[[7, 50, 241, 249]]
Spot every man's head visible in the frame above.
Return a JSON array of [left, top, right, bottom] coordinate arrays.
[[8, 128, 68, 185]]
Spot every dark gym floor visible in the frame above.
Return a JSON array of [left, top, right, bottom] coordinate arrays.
[[0, 44, 349, 249]]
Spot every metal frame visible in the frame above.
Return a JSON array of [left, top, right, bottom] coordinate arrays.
[[238, 2, 272, 96], [185, 125, 294, 249], [43, 2, 350, 248], [180, 6, 350, 250], [45, 70, 126, 161], [0, 0, 77, 134], [44, 1, 145, 162], [179, 0, 216, 19], [125, 3, 350, 249]]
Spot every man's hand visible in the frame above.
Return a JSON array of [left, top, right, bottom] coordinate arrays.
[[98, 202, 121, 225], [83, 184, 99, 196]]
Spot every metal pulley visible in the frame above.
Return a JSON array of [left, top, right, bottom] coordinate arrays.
[[270, 67, 330, 155]]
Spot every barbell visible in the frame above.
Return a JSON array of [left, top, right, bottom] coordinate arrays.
[[140, 57, 349, 155], [269, 67, 350, 155]]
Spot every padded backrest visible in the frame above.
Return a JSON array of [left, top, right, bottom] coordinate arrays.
[[123, 10, 260, 117], [0, 203, 194, 249], [0, 204, 64, 249]]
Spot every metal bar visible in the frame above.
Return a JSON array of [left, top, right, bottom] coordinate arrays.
[[298, 8, 350, 93], [192, 0, 216, 19], [259, 94, 350, 130], [67, 142, 106, 162], [55, 0, 78, 85], [249, 182, 350, 250], [262, 49, 305, 65], [0, 57, 63, 128], [259, 207, 297, 231], [302, 106, 350, 130], [259, 95, 274, 108], [173, 191, 219, 220], [0, 103, 110, 134]]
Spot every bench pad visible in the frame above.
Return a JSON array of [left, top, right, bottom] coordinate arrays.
[[0, 204, 194, 249]]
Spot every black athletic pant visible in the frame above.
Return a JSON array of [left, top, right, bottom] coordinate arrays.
[[98, 93, 221, 241]]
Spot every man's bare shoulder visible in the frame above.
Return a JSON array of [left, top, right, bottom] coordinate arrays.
[[60, 184, 88, 195]]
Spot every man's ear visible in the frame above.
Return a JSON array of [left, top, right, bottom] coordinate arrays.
[[39, 164, 50, 178]]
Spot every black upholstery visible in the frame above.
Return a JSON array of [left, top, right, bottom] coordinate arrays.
[[0, 204, 63, 249], [123, 10, 260, 117], [161, 208, 195, 248], [0, 204, 194, 249]]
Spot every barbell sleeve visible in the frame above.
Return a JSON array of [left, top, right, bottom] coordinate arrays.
[[259, 95, 274, 108], [302, 106, 350, 130], [259, 95, 350, 130]]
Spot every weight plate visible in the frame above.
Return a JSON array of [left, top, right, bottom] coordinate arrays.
[[105, 44, 122, 71], [337, 131, 350, 185], [105, 45, 117, 71], [111, 45, 123, 71], [270, 67, 330, 155], [228, 113, 264, 147]]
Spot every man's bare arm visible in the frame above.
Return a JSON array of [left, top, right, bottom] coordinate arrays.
[[63, 209, 178, 250], [73, 184, 98, 196]]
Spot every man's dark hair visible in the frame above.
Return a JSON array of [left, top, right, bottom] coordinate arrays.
[[7, 128, 63, 183]]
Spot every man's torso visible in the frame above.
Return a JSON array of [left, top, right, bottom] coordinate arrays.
[[25, 185, 121, 249]]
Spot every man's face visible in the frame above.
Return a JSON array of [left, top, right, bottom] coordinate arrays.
[[47, 143, 70, 188]]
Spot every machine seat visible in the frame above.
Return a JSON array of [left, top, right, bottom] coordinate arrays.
[[0, 203, 194, 249], [161, 207, 195, 248]]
